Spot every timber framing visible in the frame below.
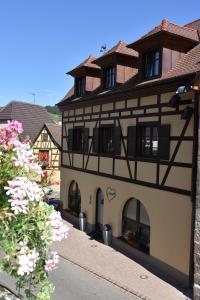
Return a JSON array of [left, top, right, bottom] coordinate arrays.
[[58, 18, 200, 290], [33, 123, 61, 170], [61, 93, 194, 196]]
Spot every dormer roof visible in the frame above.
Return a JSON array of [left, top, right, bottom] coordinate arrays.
[[185, 18, 200, 31], [163, 43, 200, 79], [67, 55, 100, 77], [93, 40, 138, 66], [128, 19, 199, 50]]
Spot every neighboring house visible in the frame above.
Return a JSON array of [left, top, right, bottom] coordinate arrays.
[[33, 123, 61, 179], [58, 18, 200, 294], [0, 101, 54, 142]]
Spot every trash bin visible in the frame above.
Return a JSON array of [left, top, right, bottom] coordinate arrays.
[[79, 212, 87, 232], [103, 224, 112, 246]]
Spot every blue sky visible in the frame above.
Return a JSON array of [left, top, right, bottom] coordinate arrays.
[[0, 0, 199, 107]]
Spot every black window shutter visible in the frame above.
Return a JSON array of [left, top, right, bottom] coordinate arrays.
[[159, 125, 170, 160], [127, 126, 137, 157], [68, 129, 73, 151], [93, 128, 99, 153], [83, 128, 89, 153], [114, 127, 121, 155]]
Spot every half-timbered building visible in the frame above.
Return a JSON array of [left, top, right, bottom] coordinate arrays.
[[33, 123, 61, 185], [58, 18, 200, 292]]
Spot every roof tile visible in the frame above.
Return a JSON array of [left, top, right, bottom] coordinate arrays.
[[0, 101, 54, 142]]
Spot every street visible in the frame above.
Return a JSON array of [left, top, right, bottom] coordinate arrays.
[[0, 256, 139, 300]]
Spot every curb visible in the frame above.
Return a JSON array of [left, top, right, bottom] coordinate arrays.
[[59, 253, 152, 300]]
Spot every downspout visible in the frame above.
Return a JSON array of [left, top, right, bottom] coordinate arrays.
[[191, 90, 200, 295]]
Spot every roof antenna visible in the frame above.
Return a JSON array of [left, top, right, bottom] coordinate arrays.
[[100, 44, 107, 53], [30, 93, 36, 104]]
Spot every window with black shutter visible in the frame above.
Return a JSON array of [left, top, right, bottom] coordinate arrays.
[[137, 125, 159, 158], [68, 127, 89, 153], [72, 128, 84, 152], [93, 126, 121, 155], [127, 124, 170, 160], [103, 65, 116, 90], [99, 126, 114, 154]]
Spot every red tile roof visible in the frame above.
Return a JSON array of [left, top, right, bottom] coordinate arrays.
[[94, 40, 138, 64], [58, 18, 200, 106], [163, 43, 200, 79], [121, 43, 200, 88], [129, 19, 199, 48], [45, 123, 61, 147], [185, 19, 200, 31], [0, 101, 55, 142], [102, 40, 138, 57], [61, 87, 74, 102], [67, 55, 100, 75]]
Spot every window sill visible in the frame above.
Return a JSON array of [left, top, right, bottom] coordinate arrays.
[[98, 153, 114, 157], [127, 155, 159, 162]]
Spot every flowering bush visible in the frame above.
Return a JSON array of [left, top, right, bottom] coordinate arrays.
[[0, 121, 69, 300]]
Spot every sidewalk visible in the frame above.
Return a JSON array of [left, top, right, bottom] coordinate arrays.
[[52, 221, 191, 300]]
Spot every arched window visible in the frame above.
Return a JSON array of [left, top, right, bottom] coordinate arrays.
[[122, 198, 150, 254], [68, 181, 81, 216]]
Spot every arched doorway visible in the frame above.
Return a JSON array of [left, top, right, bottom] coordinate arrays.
[[96, 188, 104, 231], [122, 198, 150, 254], [68, 181, 81, 217]]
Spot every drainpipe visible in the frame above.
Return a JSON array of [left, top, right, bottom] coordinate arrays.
[[192, 90, 200, 299]]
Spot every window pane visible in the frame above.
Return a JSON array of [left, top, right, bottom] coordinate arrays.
[[155, 51, 160, 60], [152, 127, 158, 156], [154, 59, 160, 76], [140, 203, 150, 226], [76, 77, 85, 96], [104, 66, 115, 89], [142, 127, 151, 155], [124, 199, 137, 221], [72, 128, 83, 151], [99, 127, 113, 154], [144, 50, 160, 79]]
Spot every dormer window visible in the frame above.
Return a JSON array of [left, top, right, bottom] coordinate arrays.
[[103, 65, 116, 89], [144, 50, 160, 80], [75, 77, 85, 97]]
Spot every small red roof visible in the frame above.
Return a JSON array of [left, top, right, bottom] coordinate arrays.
[[128, 19, 199, 49], [93, 40, 138, 65], [67, 55, 100, 76], [184, 19, 200, 30]]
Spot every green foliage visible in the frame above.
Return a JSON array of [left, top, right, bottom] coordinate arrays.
[[48, 113, 61, 123], [45, 105, 61, 116], [0, 142, 56, 299]]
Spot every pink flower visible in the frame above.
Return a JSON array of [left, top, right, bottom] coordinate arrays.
[[17, 241, 39, 276], [5, 177, 44, 214], [48, 211, 69, 242], [7, 120, 23, 134], [45, 251, 59, 272], [12, 141, 43, 175]]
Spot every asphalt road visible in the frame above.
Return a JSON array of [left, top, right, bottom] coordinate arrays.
[[0, 256, 139, 300]]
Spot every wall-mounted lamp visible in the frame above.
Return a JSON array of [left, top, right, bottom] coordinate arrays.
[[181, 106, 193, 120], [176, 85, 191, 94], [168, 84, 192, 108]]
